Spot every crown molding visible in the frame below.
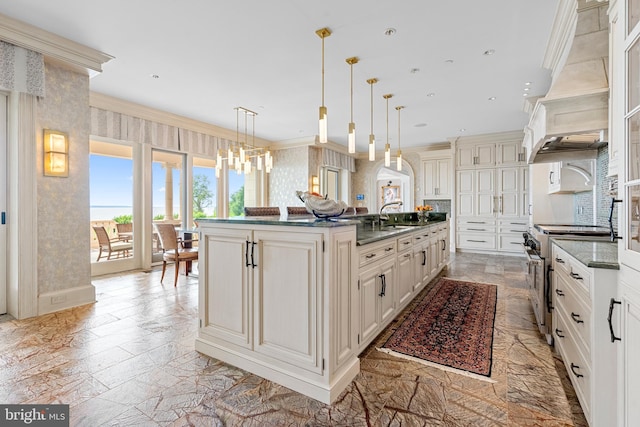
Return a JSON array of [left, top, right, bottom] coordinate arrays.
[[0, 13, 113, 75], [90, 92, 274, 147], [454, 129, 525, 146], [542, 0, 578, 79]]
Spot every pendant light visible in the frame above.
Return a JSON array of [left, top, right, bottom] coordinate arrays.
[[396, 105, 404, 171], [383, 94, 393, 167], [367, 78, 378, 161], [346, 57, 358, 153], [316, 27, 331, 143]]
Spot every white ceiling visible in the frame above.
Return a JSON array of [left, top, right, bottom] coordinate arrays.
[[0, 1, 559, 152]]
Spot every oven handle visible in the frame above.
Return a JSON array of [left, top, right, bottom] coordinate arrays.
[[546, 264, 554, 312]]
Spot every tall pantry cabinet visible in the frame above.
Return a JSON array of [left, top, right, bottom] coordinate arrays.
[[611, 0, 640, 424], [454, 132, 529, 254]]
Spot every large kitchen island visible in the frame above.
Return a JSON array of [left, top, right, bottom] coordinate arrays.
[[195, 213, 450, 403]]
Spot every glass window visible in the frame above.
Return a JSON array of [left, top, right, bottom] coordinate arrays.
[[630, 0, 640, 35], [629, 109, 640, 181], [192, 156, 217, 223], [628, 184, 640, 253], [628, 37, 640, 112], [152, 150, 184, 262], [228, 168, 245, 217], [89, 141, 134, 263]]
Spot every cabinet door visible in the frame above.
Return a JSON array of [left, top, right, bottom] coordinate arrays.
[[423, 160, 437, 198], [457, 146, 476, 168], [253, 230, 323, 374], [475, 143, 495, 166], [497, 141, 524, 165], [497, 167, 520, 218], [397, 250, 414, 307], [436, 158, 451, 198], [620, 275, 640, 426], [428, 237, 439, 277], [359, 264, 381, 345], [476, 169, 495, 216], [379, 258, 396, 325], [457, 170, 475, 216], [201, 227, 253, 348], [413, 244, 429, 292]]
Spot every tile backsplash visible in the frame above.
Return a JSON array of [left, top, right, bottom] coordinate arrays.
[[573, 145, 618, 228], [423, 199, 451, 214]]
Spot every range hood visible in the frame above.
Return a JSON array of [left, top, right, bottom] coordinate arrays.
[[524, 0, 609, 164]]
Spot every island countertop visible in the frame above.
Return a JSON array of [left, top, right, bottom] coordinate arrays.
[[551, 238, 619, 270], [197, 215, 446, 245]]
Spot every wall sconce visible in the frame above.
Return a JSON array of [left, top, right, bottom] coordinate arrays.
[[43, 129, 68, 177], [311, 175, 320, 194]]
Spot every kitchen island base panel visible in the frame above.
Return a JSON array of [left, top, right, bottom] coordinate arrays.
[[195, 338, 360, 405]]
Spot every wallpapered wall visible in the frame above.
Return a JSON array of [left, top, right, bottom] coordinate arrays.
[[352, 151, 421, 211], [37, 62, 92, 293], [268, 146, 310, 211]]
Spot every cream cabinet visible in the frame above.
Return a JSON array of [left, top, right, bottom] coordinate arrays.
[[548, 160, 595, 194], [618, 269, 640, 427], [496, 141, 527, 165], [456, 164, 527, 253], [358, 240, 397, 346], [357, 220, 451, 351], [197, 221, 359, 404], [457, 143, 495, 168], [551, 243, 618, 427], [423, 158, 452, 199]]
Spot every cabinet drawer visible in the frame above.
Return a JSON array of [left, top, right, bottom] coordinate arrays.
[[397, 235, 413, 251], [555, 276, 592, 355], [457, 218, 496, 226], [457, 233, 497, 250], [412, 231, 429, 245], [359, 241, 396, 267], [498, 224, 528, 234], [554, 313, 592, 422], [458, 224, 496, 233], [498, 235, 524, 252], [552, 247, 572, 277]]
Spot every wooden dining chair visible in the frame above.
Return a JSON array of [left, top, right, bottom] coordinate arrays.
[[92, 226, 133, 261], [286, 206, 309, 215], [244, 206, 281, 216], [154, 223, 198, 286]]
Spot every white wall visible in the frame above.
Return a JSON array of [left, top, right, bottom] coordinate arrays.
[[530, 163, 575, 225]]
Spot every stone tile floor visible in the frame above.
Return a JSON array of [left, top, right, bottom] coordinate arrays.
[[0, 253, 587, 426]]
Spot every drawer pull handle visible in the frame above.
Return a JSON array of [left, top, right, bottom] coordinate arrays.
[[555, 328, 565, 338], [404, 253, 411, 258], [608, 298, 622, 343], [245, 240, 251, 267], [468, 221, 486, 224], [571, 312, 584, 324], [555, 289, 565, 297], [468, 240, 486, 243], [468, 228, 486, 231], [422, 250, 426, 266], [366, 253, 376, 259], [379, 274, 387, 297], [555, 257, 565, 264], [385, 247, 394, 252], [569, 272, 583, 280], [415, 237, 421, 240], [570, 363, 584, 378], [404, 241, 411, 245]]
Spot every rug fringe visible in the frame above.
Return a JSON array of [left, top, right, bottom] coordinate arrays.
[[376, 347, 497, 383]]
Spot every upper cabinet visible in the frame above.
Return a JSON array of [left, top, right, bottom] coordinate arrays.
[[421, 149, 452, 200], [456, 140, 525, 169], [547, 160, 595, 194]]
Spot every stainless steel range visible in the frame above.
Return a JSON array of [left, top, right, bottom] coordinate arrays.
[[523, 224, 611, 344]]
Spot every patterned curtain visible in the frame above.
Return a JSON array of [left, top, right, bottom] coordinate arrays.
[[322, 148, 355, 172], [0, 41, 45, 97]]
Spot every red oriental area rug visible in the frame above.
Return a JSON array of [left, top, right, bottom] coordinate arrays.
[[380, 278, 498, 378]]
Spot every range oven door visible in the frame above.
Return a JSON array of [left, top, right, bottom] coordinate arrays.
[[525, 247, 547, 335]]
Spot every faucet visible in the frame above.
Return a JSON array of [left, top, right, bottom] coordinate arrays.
[[379, 201, 403, 223]]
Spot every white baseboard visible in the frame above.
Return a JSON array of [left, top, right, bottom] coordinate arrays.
[[38, 285, 96, 315]]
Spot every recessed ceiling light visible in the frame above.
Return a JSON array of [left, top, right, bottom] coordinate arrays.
[[524, 87, 530, 91], [459, 128, 466, 132], [150, 74, 160, 79], [483, 49, 495, 56], [415, 123, 427, 127], [488, 96, 496, 101], [410, 68, 420, 74], [445, 59, 454, 64], [523, 93, 528, 97], [384, 28, 396, 36], [525, 82, 532, 86], [426, 92, 435, 97]]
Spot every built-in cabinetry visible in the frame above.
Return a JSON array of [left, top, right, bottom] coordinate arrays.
[[196, 221, 359, 404], [551, 243, 618, 427], [610, 0, 640, 423], [356, 221, 450, 351], [421, 149, 452, 199], [548, 160, 595, 194], [455, 136, 528, 253]]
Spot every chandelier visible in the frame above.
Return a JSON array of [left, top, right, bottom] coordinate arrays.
[[215, 107, 273, 177]]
